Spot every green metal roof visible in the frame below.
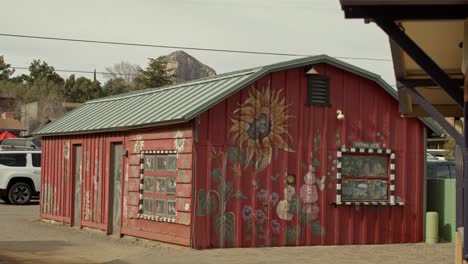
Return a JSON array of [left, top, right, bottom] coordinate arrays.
[[34, 54, 441, 136]]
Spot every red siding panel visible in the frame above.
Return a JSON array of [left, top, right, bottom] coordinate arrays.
[[40, 124, 194, 246], [193, 63, 425, 248]]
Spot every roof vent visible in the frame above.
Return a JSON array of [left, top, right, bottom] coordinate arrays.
[[306, 74, 330, 107]]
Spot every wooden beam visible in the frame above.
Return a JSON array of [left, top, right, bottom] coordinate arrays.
[[375, 19, 464, 109], [400, 78, 465, 88], [341, 4, 468, 20], [400, 82, 464, 146], [407, 104, 463, 117]]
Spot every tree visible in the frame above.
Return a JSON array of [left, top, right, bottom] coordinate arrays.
[[0, 56, 15, 80], [103, 77, 129, 96], [104, 61, 140, 86], [64, 74, 103, 102], [21, 60, 64, 85], [134, 57, 175, 88], [443, 136, 455, 160]]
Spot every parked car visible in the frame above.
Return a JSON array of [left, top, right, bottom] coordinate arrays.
[[0, 138, 41, 150], [427, 159, 456, 179], [0, 150, 41, 204]]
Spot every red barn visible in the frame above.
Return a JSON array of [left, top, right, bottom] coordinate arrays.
[[34, 55, 439, 248]]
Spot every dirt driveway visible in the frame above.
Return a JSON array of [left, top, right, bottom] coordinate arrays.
[[0, 201, 454, 264]]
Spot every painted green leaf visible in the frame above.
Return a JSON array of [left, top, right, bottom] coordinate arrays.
[[309, 152, 314, 158], [285, 226, 300, 245], [327, 154, 333, 160], [245, 235, 252, 241], [211, 168, 221, 182], [218, 182, 233, 201], [312, 158, 321, 167], [196, 189, 207, 216], [336, 139, 341, 146], [233, 190, 248, 200], [252, 180, 260, 189], [214, 212, 236, 245], [288, 194, 300, 214], [258, 234, 266, 240], [247, 221, 253, 231], [327, 182, 333, 189], [227, 147, 240, 163], [347, 135, 353, 140], [258, 225, 265, 233], [314, 147, 319, 152], [301, 162, 308, 170], [299, 212, 308, 227], [225, 212, 236, 244], [310, 221, 326, 236], [270, 173, 280, 181], [207, 192, 218, 215], [336, 132, 340, 138]]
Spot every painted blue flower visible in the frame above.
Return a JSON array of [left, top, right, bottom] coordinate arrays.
[[242, 206, 253, 221], [271, 219, 280, 234]]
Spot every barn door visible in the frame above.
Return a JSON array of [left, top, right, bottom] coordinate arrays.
[[72, 144, 82, 227], [108, 142, 123, 235]]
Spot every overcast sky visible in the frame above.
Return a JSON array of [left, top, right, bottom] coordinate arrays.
[[0, 0, 395, 85]]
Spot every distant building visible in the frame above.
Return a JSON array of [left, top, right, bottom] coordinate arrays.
[[0, 96, 16, 113], [21, 101, 80, 135], [0, 112, 25, 136]]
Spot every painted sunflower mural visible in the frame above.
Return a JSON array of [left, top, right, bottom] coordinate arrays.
[[230, 83, 294, 171]]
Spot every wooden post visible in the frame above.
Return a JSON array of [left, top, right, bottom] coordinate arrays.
[[463, 65, 468, 261]]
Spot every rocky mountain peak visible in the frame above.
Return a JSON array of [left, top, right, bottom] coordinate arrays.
[[161, 50, 217, 83]]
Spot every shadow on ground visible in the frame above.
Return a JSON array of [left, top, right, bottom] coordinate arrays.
[[0, 240, 69, 253]]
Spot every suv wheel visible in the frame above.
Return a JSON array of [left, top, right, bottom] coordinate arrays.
[[8, 182, 32, 205]]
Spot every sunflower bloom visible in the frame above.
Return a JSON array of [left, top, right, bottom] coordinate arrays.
[[230, 83, 293, 171]]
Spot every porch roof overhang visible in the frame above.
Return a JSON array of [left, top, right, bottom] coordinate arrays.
[[340, 0, 467, 117]]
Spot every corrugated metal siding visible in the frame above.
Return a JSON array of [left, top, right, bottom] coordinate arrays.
[[40, 124, 194, 246], [41, 133, 124, 229], [193, 63, 425, 248]]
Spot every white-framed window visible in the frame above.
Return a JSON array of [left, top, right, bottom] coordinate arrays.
[[137, 150, 178, 222], [335, 147, 403, 206]]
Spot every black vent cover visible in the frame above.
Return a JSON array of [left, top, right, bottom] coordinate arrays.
[[306, 75, 330, 106]]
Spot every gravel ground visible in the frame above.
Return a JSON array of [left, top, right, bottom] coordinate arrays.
[[0, 201, 455, 264]]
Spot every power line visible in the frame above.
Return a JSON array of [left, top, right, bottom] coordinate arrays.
[[11, 66, 137, 77], [0, 33, 392, 62]]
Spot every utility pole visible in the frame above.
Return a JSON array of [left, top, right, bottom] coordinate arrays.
[[93, 68, 97, 82]]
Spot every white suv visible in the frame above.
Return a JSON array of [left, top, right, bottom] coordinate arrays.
[[0, 150, 41, 205]]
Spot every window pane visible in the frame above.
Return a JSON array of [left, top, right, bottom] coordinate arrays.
[[436, 165, 450, 179], [144, 155, 155, 171], [342, 179, 388, 201], [0, 154, 27, 167], [166, 177, 176, 195], [32, 154, 41, 167], [143, 198, 154, 215], [156, 155, 167, 171], [168, 155, 177, 171], [156, 177, 167, 194], [342, 155, 388, 177], [144, 176, 155, 192], [155, 199, 166, 216], [167, 200, 177, 217]]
